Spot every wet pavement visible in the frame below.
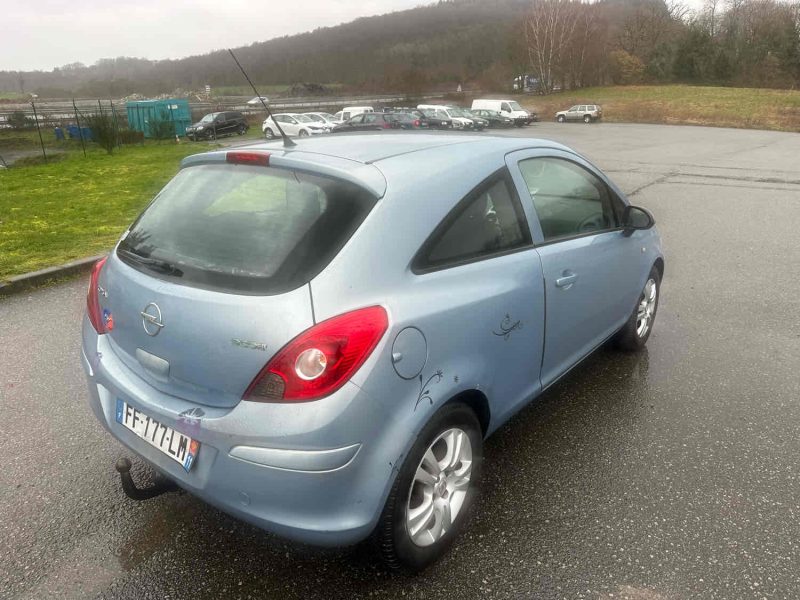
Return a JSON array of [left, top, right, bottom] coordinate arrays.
[[2, 123, 800, 599]]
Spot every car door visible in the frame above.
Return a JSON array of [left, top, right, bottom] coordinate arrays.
[[506, 149, 645, 389], [286, 116, 303, 136], [345, 114, 366, 131], [361, 113, 380, 130], [565, 106, 578, 121], [220, 112, 233, 134], [212, 113, 226, 136], [411, 170, 545, 425]]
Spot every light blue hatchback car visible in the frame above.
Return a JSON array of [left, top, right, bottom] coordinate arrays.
[[82, 134, 663, 571]]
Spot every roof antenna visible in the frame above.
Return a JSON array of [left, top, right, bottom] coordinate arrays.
[[227, 48, 295, 148]]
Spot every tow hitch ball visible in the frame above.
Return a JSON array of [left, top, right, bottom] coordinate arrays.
[[115, 457, 178, 501]]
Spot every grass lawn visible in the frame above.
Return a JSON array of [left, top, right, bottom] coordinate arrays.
[[521, 84, 800, 131], [0, 143, 204, 280]]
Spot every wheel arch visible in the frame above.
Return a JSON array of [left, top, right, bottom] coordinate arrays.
[[444, 389, 491, 438], [653, 257, 665, 280]]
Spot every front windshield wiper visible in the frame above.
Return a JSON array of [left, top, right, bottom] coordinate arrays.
[[118, 248, 184, 277]]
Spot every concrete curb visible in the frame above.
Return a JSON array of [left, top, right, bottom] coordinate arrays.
[[0, 254, 106, 297]]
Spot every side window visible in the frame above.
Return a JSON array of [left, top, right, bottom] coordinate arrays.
[[363, 114, 378, 124], [416, 174, 530, 270], [501, 102, 511, 112], [215, 113, 226, 122], [518, 157, 617, 242]]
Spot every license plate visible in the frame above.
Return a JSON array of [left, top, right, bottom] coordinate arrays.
[[115, 399, 199, 471]]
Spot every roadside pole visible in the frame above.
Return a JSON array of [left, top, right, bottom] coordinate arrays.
[[110, 100, 120, 148], [30, 97, 47, 164], [73, 99, 87, 157]]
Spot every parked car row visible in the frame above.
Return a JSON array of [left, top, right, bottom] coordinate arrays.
[[258, 99, 540, 139], [184, 100, 601, 143]]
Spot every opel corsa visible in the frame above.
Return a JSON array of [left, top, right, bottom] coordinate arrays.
[[82, 134, 663, 571]]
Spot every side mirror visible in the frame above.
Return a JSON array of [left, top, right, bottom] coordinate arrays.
[[623, 205, 655, 234]]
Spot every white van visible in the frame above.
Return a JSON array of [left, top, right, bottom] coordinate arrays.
[[417, 104, 475, 130], [334, 106, 374, 123], [471, 99, 534, 125]]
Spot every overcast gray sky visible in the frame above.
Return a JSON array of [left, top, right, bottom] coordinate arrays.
[[2, 0, 706, 72], [0, 0, 424, 71]]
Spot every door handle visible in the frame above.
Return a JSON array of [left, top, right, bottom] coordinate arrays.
[[555, 272, 577, 288]]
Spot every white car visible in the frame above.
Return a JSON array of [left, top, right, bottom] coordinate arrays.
[[304, 112, 339, 131], [417, 104, 474, 130], [332, 106, 374, 123], [262, 113, 327, 139], [247, 96, 269, 105], [471, 99, 533, 125]]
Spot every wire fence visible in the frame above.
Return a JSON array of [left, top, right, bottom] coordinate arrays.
[[0, 90, 462, 164]]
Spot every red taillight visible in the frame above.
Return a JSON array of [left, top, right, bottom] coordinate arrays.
[[87, 257, 108, 334], [244, 306, 389, 402], [226, 151, 270, 166], [414, 119, 420, 127]]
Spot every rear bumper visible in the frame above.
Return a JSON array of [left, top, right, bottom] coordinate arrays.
[[81, 319, 398, 547]]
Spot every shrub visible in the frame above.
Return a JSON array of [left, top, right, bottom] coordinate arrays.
[[8, 111, 33, 130], [608, 50, 645, 85], [148, 112, 176, 141], [85, 113, 117, 154], [117, 129, 145, 145]]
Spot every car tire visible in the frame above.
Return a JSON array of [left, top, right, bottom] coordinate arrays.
[[614, 266, 660, 352], [264, 128, 275, 140], [583, 115, 592, 123], [557, 115, 566, 123], [375, 403, 483, 572], [238, 125, 247, 135], [299, 130, 309, 137]]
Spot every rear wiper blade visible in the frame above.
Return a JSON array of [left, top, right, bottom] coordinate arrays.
[[119, 249, 184, 277]]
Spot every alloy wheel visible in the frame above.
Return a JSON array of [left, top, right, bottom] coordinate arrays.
[[636, 278, 657, 337], [406, 428, 473, 547]]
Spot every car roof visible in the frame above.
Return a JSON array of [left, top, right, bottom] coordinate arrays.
[[237, 134, 569, 165], [182, 134, 574, 198]]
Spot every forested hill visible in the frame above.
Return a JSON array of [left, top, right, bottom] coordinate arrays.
[[0, 0, 530, 98], [4, 0, 799, 99]]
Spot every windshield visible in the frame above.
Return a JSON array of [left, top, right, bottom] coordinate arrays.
[[293, 114, 313, 123], [508, 101, 524, 111], [200, 113, 217, 123], [306, 114, 324, 122], [117, 164, 377, 294]]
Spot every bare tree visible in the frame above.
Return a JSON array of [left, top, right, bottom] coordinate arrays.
[[705, 0, 721, 37], [525, 0, 581, 93]]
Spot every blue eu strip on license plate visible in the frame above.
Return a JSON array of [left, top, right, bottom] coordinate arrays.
[[115, 398, 199, 472]]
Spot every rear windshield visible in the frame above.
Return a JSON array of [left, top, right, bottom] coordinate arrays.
[[117, 163, 377, 294]]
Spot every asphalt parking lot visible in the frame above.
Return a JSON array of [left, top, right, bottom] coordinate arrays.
[[2, 122, 800, 600]]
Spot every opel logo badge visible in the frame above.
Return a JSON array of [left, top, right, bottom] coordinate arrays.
[[141, 302, 164, 336]]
